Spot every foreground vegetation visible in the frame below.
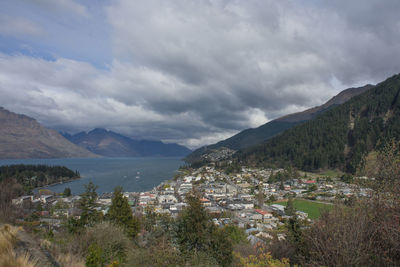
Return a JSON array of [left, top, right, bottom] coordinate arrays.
[[0, 224, 36, 267]]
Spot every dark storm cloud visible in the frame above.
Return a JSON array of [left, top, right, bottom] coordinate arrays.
[[1, 0, 400, 148]]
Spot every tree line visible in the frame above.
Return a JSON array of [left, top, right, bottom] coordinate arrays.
[[0, 164, 80, 192]]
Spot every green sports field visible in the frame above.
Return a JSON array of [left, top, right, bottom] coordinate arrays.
[[275, 199, 333, 219]]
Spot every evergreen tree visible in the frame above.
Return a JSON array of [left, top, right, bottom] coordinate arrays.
[[285, 196, 296, 216], [107, 186, 140, 238], [176, 191, 210, 252], [268, 195, 277, 203], [143, 206, 157, 232], [63, 187, 71, 197], [279, 180, 285, 190], [79, 182, 101, 227], [257, 186, 264, 207], [222, 225, 247, 245], [86, 243, 105, 267], [175, 191, 233, 266]]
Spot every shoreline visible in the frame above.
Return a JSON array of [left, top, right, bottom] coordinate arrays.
[[15, 157, 185, 195], [34, 176, 81, 192]]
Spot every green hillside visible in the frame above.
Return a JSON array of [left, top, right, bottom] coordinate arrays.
[[237, 74, 400, 173], [185, 85, 372, 164]]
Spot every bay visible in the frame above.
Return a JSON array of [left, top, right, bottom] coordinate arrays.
[[0, 157, 183, 194]]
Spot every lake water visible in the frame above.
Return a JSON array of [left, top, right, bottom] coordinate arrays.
[[0, 157, 184, 194]]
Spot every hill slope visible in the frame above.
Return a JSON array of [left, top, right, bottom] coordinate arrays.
[[186, 85, 372, 163], [63, 128, 191, 157], [237, 74, 400, 173], [0, 107, 97, 159]]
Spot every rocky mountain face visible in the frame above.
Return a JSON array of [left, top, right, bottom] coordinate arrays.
[[185, 84, 373, 164], [0, 107, 97, 159], [63, 128, 192, 157]]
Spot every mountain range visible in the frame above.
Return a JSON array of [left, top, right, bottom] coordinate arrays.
[[185, 84, 373, 163], [0, 107, 97, 159], [62, 128, 191, 157], [236, 73, 400, 173], [0, 107, 191, 159]]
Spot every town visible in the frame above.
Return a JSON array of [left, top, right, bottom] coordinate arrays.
[[11, 164, 372, 245]]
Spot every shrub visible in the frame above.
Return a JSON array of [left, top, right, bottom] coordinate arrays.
[[70, 221, 131, 265]]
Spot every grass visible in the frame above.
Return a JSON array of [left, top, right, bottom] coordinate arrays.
[[299, 169, 343, 180], [274, 199, 333, 219], [319, 169, 343, 178], [0, 224, 37, 267]]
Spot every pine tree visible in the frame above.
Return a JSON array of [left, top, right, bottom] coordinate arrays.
[[63, 187, 71, 197], [86, 243, 105, 267], [107, 186, 139, 238], [257, 185, 264, 207], [176, 191, 210, 252], [175, 191, 233, 266], [285, 196, 296, 216], [79, 182, 101, 227]]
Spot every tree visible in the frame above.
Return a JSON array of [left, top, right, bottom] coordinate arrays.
[[257, 186, 264, 207], [235, 252, 291, 267], [222, 224, 247, 245], [83, 222, 131, 265], [340, 174, 353, 184], [268, 195, 277, 203], [279, 180, 285, 190], [308, 184, 317, 192], [143, 206, 157, 232], [176, 191, 211, 252], [79, 182, 101, 227], [374, 139, 400, 192], [0, 178, 23, 222], [107, 186, 140, 238], [86, 243, 105, 267], [63, 187, 71, 197], [175, 191, 233, 266], [208, 227, 234, 266], [285, 196, 296, 216]]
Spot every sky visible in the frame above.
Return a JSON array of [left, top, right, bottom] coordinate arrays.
[[1, 0, 400, 149]]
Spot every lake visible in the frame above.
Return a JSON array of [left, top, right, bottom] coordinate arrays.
[[0, 157, 184, 194]]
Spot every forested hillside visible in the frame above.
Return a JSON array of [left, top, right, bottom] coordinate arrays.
[[186, 85, 372, 164], [0, 164, 79, 192], [237, 74, 400, 173]]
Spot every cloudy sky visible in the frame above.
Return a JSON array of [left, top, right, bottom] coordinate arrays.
[[1, 0, 400, 148]]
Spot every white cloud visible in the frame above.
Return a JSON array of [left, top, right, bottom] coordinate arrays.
[[31, 0, 88, 17], [0, 15, 45, 37]]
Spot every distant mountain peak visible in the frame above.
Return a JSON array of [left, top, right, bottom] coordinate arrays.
[[89, 128, 108, 134], [64, 128, 191, 157]]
